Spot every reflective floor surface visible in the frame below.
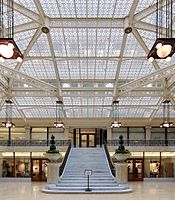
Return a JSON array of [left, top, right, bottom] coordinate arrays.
[[0, 181, 175, 200]]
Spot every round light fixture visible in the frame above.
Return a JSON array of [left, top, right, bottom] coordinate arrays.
[[148, 57, 154, 62], [0, 44, 14, 58], [17, 57, 23, 62], [8, 43, 14, 50], [157, 44, 172, 58], [156, 43, 162, 49]]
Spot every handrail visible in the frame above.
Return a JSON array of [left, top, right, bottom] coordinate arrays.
[[104, 141, 115, 177], [59, 140, 71, 176]]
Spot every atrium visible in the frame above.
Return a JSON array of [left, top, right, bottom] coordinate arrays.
[[0, 0, 175, 195]]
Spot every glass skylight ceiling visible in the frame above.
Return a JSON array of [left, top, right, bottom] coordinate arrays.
[[58, 60, 118, 79], [14, 0, 38, 13], [41, 0, 133, 18], [15, 97, 57, 105], [20, 60, 56, 79], [14, 10, 31, 26], [50, 28, 123, 57], [0, 0, 174, 120], [29, 33, 52, 57]]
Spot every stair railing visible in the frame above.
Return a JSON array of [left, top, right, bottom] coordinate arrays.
[[59, 140, 71, 176], [104, 141, 116, 177]]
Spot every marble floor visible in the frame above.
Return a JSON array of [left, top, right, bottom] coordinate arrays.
[[0, 181, 175, 200]]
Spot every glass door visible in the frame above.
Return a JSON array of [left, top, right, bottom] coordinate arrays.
[[127, 158, 144, 181], [80, 134, 96, 147], [89, 134, 95, 147], [81, 134, 87, 147], [31, 159, 47, 181]]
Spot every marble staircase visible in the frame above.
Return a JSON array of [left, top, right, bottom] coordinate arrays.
[[42, 147, 132, 193]]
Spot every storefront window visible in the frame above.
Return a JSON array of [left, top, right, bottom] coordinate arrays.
[[11, 127, 26, 140], [0, 127, 8, 140], [129, 127, 145, 140], [167, 128, 175, 140], [49, 128, 64, 140], [151, 127, 165, 140], [161, 152, 175, 177], [1, 152, 14, 177], [32, 128, 47, 140], [144, 152, 160, 178], [15, 152, 30, 177], [112, 127, 127, 140]]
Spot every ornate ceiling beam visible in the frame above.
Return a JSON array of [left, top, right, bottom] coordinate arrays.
[[116, 64, 175, 97], [0, 65, 58, 96]]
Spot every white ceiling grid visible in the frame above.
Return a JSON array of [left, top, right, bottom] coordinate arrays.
[[0, 0, 174, 121]]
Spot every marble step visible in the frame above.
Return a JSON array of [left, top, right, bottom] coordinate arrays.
[[59, 179, 116, 183], [45, 185, 129, 191], [61, 176, 114, 180]]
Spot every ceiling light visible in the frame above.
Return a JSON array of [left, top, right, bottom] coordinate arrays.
[[54, 101, 64, 128], [0, 0, 23, 62], [147, 0, 175, 61], [160, 99, 173, 128], [2, 99, 15, 128], [111, 100, 121, 129]]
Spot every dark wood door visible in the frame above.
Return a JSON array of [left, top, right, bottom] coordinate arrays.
[[31, 159, 48, 181], [127, 158, 144, 181]]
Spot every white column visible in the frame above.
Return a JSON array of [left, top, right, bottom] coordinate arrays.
[[144, 159, 150, 178], [107, 127, 112, 140], [47, 162, 60, 184], [0, 156, 3, 177], [115, 162, 128, 184], [25, 126, 31, 140], [64, 127, 69, 140], [145, 126, 151, 140]]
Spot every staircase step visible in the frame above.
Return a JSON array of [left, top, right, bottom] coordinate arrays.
[[42, 147, 132, 193]]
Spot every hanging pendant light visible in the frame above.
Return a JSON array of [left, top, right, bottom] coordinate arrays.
[[54, 100, 64, 128], [160, 99, 173, 128], [147, 0, 175, 62], [2, 99, 15, 128], [111, 100, 121, 128], [0, 0, 23, 62]]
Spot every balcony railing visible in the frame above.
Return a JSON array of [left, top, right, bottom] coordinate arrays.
[[0, 139, 174, 147], [0, 140, 69, 146], [107, 140, 175, 146]]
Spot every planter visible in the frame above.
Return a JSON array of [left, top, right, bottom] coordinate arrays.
[[44, 153, 62, 162], [114, 153, 130, 162]]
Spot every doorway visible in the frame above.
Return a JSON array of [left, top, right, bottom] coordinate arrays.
[[31, 159, 48, 181], [127, 158, 144, 181], [80, 134, 96, 147]]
